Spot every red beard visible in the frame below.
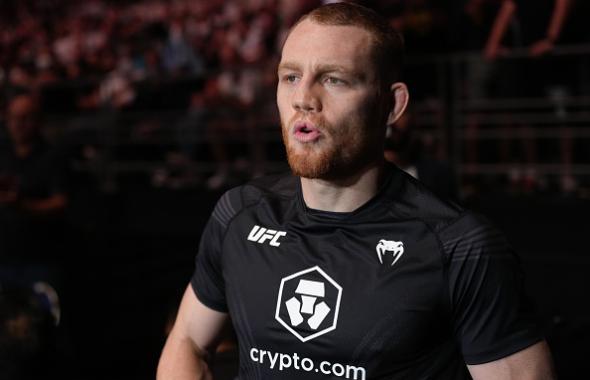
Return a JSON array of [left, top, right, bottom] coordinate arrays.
[[281, 117, 380, 180], [284, 136, 334, 179]]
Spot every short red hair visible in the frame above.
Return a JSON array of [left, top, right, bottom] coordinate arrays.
[[293, 2, 404, 85]]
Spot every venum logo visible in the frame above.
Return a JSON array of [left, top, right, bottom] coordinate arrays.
[[248, 225, 287, 247], [275, 266, 342, 342], [376, 239, 404, 266]]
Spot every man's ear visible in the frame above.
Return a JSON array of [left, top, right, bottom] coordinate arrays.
[[387, 82, 409, 125]]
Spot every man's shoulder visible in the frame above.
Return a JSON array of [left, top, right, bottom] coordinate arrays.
[[211, 172, 297, 227], [386, 164, 464, 232], [390, 169, 503, 255]]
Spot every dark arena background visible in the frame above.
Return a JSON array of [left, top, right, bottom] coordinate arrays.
[[0, 0, 588, 379]]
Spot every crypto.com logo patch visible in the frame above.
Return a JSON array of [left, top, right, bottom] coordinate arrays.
[[275, 266, 342, 342]]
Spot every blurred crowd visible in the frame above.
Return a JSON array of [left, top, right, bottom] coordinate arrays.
[[0, 0, 589, 188], [1, 0, 588, 87], [1, 0, 288, 107], [0, 0, 587, 175], [0, 0, 588, 189], [0, 0, 447, 93], [0, 0, 318, 190]]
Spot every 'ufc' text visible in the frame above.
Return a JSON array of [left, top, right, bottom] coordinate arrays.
[[248, 225, 287, 247]]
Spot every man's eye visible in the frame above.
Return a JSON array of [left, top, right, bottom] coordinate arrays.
[[282, 74, 299, 83], [325, 76, 346, 85]]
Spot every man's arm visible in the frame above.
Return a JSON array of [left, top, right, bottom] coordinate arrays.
[[529, 0, 571, 56], [483, 0, 516, 60], [157, 285, 229, 380], [467, 341, 556, 380]]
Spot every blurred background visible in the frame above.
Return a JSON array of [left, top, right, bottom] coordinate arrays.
[[0, 0, 588, 379]]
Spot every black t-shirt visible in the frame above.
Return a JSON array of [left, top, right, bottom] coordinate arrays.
[[192, 164, 542, 379]]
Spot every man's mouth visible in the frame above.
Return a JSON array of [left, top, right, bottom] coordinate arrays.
[[293, 122, 321, 143]]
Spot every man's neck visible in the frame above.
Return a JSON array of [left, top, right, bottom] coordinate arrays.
[[300, 161, 385, 213]]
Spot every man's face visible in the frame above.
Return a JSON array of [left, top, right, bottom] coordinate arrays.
[[277, 19, 389, 180], [7, 97, 38, 145]]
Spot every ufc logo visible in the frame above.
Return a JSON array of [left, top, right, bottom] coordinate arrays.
[[247, 225, 287, 247]]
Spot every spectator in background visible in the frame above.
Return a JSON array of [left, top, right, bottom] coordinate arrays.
[[454, 0, 504, 185], [390, 0, 447, 54], [204, 2, 279, 190], [0, 93, 69, 299], [161, 17, 204, 76], [459, 0, 572, 192], [152, 77, 218, 189], [204, 69, 253, 190], [483, 0, 572, 192], [389, 0, 447, 101], [52, 18, 82, 80], [0, 284, 64, 380], [484, 0, 571, 60]]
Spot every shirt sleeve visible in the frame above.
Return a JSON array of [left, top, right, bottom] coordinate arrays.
[[441, 212, 543, 365], [190, 190, 241, 313]]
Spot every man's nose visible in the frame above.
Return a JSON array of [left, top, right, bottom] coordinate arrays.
[[292, 81, 321, 112]]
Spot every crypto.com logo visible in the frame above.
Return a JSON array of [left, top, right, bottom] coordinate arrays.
[[275, 266, 342, 342]]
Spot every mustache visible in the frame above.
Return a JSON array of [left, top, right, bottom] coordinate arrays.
[[288, 113, 329, 131]]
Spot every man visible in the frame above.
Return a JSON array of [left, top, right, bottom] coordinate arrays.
[[484, 0, 570, 60], [482, 0, 572, 191], [0, 94, 69, 287], [0, 94, 68, 215], [158, 3, 555, 379]]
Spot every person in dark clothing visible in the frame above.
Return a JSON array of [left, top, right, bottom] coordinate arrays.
[[482, 0, 574, 191], [0, 94, 69, 298], [158, 3, 555, 379], [0, 284, 62, 380]]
